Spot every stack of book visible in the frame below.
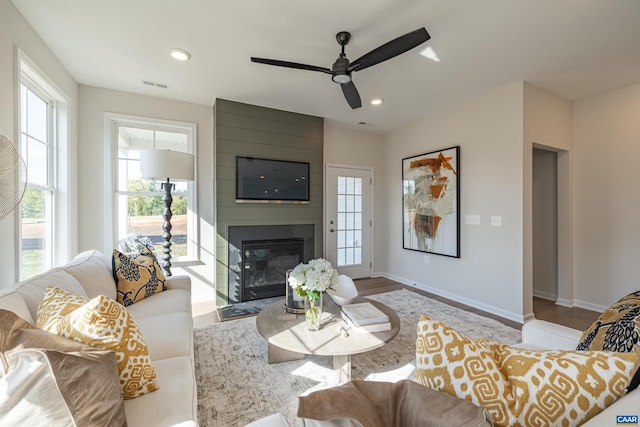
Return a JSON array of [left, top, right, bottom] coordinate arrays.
[[341, 302, 391, 334]]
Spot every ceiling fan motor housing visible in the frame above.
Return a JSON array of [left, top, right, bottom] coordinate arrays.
[[331, 56, 351, 83]]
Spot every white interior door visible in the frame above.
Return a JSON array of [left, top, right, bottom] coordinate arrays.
[[326, 165, 372, 278]]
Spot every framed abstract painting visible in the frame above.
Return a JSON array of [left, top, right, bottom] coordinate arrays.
[[402, 146, 460, 258]]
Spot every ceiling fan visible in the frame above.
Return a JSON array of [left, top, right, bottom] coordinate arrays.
[[251, 27, 431, 109]]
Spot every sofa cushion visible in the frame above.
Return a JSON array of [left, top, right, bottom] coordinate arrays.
[[113, 247, 168, 307], [15, 269, 87, 322], [135, 312, 193, 361], [0, 290, 34, 324], [415, 315, 639, 427], [36, 286, 89, 333], [56, 294, 158, 399], [126, 288, 192, 320], [123, 356, 197, 427], [64, 250, 118, 300], [0, 309, 126, 426]]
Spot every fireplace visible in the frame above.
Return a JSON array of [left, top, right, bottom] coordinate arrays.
[[228, 224, 314, 304], [241, 238, 303, 302]]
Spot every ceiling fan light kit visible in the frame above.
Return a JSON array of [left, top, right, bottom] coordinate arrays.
[[251, 27, 430, 109]]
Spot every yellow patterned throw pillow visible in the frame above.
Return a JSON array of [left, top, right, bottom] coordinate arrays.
[[36, 286, 89, 334], [415, 315, 639, 427], [58, 294, 158, 399], [113, 246, 167, 307]]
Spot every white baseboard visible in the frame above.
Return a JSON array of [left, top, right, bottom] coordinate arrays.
[[553, 297, 606, 313], [574, 299, 607, 313], [554, 298, 574, 308], [532, 290, 557, 301], [381, 272, 525, 324]]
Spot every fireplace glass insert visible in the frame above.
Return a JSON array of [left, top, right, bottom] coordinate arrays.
[[241, 238, 304, 302]]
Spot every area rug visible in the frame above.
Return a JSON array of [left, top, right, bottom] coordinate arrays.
[[194, 288, 521, 427]]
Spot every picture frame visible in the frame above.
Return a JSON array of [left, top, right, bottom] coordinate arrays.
[[402, 146, 460, 258]]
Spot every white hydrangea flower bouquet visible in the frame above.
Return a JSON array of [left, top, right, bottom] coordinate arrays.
[[288, 258, 338, 301]]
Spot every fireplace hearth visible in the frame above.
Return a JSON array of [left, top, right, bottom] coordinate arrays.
[[228, 224, 314, 304]]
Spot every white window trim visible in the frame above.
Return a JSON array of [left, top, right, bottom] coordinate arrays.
[[16, 48, 72, 280], [104, 113, 199, 265]]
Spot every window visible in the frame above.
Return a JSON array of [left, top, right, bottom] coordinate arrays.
[[19, 74, 55, 279], [110, 116, 197, 262], [336, 176, 363, 266]]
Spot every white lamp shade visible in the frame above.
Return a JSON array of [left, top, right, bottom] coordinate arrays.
[[140, 150, 194, 181]]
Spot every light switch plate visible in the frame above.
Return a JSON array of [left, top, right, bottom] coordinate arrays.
[[491, 216, 502, 226], [465, 215, 480, 225]]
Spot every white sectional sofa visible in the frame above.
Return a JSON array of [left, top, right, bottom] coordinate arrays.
[[520, 319, 640, 427], [0, 250, 198, 427]]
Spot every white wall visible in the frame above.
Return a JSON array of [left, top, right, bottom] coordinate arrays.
[[323, 125, 385, 273], [0, 1, 78, 287], [77, 86, 215, 302], [573, 83, 640, 310], [379, 83, 526, 322]]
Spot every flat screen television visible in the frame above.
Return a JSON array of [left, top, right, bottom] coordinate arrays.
[[236, 156, 310, 203]]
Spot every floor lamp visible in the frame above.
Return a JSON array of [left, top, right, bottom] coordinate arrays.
[[140, 149, 194, 276]]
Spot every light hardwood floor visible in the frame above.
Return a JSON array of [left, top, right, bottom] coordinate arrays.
[[192, 277, 601, 331]]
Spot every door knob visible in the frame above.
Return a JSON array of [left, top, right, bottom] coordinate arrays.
[[330, 228, 335, 233]]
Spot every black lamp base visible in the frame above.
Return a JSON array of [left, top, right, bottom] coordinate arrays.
[[161, 178, 175, 276]]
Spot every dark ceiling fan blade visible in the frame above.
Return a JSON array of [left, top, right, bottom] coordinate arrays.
[[348, 27, 431, 73], [251, 57, 332, 74], [340, 81, 362, 109]]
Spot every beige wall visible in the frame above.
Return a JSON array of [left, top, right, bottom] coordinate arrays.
[[523, 83, 573, 317], [379, 83, 526, 322], [573, 83, 640, 311], [0, 1, 78, 287], [77, 86, 214, 302]]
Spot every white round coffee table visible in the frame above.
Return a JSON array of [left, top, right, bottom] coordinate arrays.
[[256, 295, 400, 383]]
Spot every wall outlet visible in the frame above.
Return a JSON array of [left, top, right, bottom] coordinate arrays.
[[465, 214, 480, 225], [423, 255, 430, 264], [491, 216, 502, 226]]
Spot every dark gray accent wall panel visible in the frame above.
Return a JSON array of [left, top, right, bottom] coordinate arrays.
[[214, 99, 324, 305]]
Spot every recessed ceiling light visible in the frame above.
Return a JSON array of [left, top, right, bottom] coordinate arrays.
[[169, 48, 191, 61], [371, 98, 383, 106]]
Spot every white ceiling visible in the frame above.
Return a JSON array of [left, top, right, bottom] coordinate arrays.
[[12, 0, 640, 134]]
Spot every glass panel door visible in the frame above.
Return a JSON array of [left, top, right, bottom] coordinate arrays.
[[326, 166, 372, 278]]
